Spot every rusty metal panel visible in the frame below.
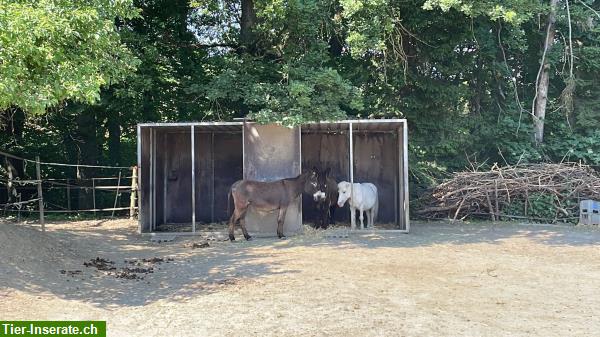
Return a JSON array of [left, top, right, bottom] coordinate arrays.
[[213, 133, 243, 221], [300, 121, 408, 230], [352, 132, 398, 224], [243, 123, 302, 234], [164, 131, 193, 224], [301, 132, 350, 223], [194, 132, 212, 223]]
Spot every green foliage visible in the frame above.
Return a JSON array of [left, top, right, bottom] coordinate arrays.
[[0, 0, 140, 113], [2, 0, 600, 213], [422, 0, 539, 24], [504, 192, 578, 222], [192, 0, 363, 125]]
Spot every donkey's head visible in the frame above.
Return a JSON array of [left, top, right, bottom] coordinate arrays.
[[302, 167, 320, 195], [313, 168, 332, 202]]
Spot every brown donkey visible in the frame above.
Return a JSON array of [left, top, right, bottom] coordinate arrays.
[[227, 169, 320, 241]]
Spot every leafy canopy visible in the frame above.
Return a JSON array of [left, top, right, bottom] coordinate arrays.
[[0, 0, 140, 113]]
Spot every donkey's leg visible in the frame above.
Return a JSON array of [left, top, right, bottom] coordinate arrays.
[[321, 208, 329, 230], [321, 204, 329, 229], [238, 209, 252, 241], [315, 203, 323, 229], [277, 207, 287, 239], [329, 204, 336, 225], [228, 211, 237, 241]]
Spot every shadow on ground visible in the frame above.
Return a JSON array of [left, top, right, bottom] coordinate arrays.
[[0, 219, 298, 308], [1, 218, 599, 309]]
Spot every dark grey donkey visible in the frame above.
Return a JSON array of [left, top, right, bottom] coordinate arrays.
[[313, 168, 338, 229], [227, 169, 320, 241]]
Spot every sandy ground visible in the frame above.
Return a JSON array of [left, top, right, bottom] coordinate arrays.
[[1, 218, 600, 337]]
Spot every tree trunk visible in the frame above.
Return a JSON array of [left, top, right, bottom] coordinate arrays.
[[106, 112, 121, 166], [76, 109, 98, 209], [0, 107, 26, 180], [533, 0, 559, 145], [240, 0, 257, 53]]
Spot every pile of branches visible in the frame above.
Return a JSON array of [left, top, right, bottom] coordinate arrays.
[[417, 163, 600, 222]]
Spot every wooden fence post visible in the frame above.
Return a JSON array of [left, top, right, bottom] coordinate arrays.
[[35, 156, 45, 232], [92, 178, 96, 217], [130, 166, 138, 219], [66, 178, 71, 211]]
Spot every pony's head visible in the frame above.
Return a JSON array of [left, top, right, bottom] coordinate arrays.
[[337, 181, 352, 207]]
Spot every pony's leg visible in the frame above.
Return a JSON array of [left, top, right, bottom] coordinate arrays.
[[367, 209, 373, 228], [359, 208, 365, 230], [350, 206, 356, 230], [238, 209, 252, 241], [277, 207, 287, 239]]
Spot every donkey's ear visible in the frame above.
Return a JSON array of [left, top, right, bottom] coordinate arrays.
[[325, 168, 331, 176]]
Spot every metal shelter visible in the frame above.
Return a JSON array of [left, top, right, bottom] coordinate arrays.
[[137, 119, 409, 234]]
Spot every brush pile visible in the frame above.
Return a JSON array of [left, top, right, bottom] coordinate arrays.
[[417, 163, 600, 222]]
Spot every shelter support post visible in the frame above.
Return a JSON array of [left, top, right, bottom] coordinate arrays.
[[136, 125, 141, 229], [211, 132, 215, 223], [191, 125, 196, 233], [151, 128, 156, 230], [395, 130, 399, 228], [402, 122, 410, 232], [163, 133, 167, 225], [348, 122, 355, 230]]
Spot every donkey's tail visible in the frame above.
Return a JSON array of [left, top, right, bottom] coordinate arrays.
[[227, 188, 232, 219]]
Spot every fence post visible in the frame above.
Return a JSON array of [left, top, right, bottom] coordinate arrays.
[[92, 178, 96, 217], [130, 166, 138, 219], [66, 178, 71, 211], [35, 156, 45, 232], [17, 195, 22, 222], [112, 170, 122, 217]]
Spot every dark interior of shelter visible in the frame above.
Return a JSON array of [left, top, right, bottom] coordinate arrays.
[[140, 122, 406, 233], [140, 126, 243, 232], [301, 126, 402, 227]]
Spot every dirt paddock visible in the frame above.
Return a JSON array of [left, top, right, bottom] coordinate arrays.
[[1, 218, 600, 336]]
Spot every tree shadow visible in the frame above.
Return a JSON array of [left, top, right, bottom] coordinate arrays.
[[0, 220, 299, 308], [2, 219, 599, 310]]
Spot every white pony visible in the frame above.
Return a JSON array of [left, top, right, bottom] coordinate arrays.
[[337, 181, 379, 230]]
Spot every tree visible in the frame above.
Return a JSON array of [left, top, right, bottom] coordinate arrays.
[[532, 0, 559, 144], [0, 0, 140, 114]]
